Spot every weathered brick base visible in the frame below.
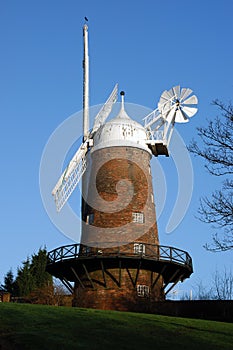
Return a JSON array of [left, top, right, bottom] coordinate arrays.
[[73, 267, 164, 311]]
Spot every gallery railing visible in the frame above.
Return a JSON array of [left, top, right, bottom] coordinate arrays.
[[47, 242, 192, 271]]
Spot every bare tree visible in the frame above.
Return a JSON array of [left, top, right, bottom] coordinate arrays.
[[213, 268, 233, 300], [53, 281, 71, 306], [189, 100, 233, 251], [191, 279, 214, 300]]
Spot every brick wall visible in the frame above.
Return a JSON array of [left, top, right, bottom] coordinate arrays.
[[73, 146, 164, 311], [82, 146, 159, 246], [0, 292, 10, 302], [73, 268, 164, 311]]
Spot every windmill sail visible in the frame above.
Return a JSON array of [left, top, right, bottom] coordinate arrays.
[[52, 142, 88, 212], [143, 86, 198, 156], [92, 83, 118, 134]]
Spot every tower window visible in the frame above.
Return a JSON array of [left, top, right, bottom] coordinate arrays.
[[137, 285, 150, 297], [134, 243, 146, 255], [151, 193, 154, 203], [132, 212, 144, 223], [86, 213, 94, 225]]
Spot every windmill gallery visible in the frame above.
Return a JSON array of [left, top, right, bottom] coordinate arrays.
[[46, 24, 197, 311]]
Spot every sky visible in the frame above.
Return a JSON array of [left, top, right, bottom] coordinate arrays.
[[0, 0, 232, 298]]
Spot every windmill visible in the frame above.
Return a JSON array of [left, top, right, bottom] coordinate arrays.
[[47, 23, 197, 311]]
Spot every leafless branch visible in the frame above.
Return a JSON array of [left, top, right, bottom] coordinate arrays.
[[189, 100, 233, 251]]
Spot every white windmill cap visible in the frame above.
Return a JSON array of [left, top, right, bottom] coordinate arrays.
[[92, 91, 151, 154]]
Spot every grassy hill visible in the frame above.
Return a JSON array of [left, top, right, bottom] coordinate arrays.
[[0, 303, 232, 350]]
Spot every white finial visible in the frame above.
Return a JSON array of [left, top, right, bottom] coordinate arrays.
[[120, 91, 125, 111]]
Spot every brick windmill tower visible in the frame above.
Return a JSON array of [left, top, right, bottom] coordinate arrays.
[[47, 24, 196, 311]]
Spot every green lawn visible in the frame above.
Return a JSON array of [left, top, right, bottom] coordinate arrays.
[[0, 303, 232, 350]]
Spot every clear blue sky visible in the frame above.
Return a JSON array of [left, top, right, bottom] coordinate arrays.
[[0, 0, 232, 297]]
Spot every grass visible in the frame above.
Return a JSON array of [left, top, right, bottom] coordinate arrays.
[[0, 303, 232, 350]]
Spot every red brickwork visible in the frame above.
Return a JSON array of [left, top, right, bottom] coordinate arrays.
[[73, 146, 164, 311], [82, 146, 159, 246], [0, 292, 10, 302], [73, 268, 164, 311]]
